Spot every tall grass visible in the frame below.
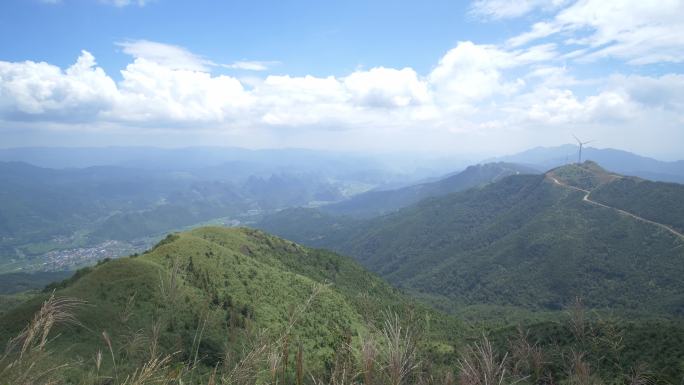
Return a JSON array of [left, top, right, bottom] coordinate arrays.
[[0, 293, 664, 385]]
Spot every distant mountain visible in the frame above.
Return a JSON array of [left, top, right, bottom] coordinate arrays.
[[0, 227, 459, 373], [0, 146, 467, 187], [258, 162, 684, 316], [0, 161, 357, 269], [489, 145, 684, 183], [320, 162, 538, 218], [0, 146, 376, 172]]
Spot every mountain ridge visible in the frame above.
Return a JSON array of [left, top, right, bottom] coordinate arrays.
[[258, 162, 684, 315]]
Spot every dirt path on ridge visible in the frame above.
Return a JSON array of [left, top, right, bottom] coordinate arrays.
[[547, 174, 684, 241]]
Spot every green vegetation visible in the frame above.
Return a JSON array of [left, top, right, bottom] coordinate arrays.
[[3, 160, 684, 383], [0, 161, 355, 269], [0, 227, 461, 383], [2, 227, 684, 384], [259, 162, 684, 316], [0, 271, 73, 294], [590, 177, 684, 234], [322, 162, 537, 218]]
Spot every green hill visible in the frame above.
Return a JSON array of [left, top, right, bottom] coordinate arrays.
[[3, 225, 684, 383], [0, 226, 460, 382], [321, 162, 537, 218], [259, 162, 684, 316]]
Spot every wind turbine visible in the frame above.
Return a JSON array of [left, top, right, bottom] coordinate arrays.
[[572, 134, 593, 164]]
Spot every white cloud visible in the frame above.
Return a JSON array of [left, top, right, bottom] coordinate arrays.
[[428, 41, 556, 104], [0, 51, 117, 120], [509, 0, 684, 64], [223, 61, 279, 71], [117, 40, 215, 71], [1, 36, 683, 157], [344, 67, 429, 108], [507, 22, 559, 47], [112, 58, 250, 123]]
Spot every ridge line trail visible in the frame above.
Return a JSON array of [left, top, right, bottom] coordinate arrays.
[[547, 174, 684, 241]]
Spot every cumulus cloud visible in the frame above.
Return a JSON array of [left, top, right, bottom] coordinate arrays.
[[344, 67, 429, 108], [0, 51, 117, 121], [427, 41, 557, 104], [223, 61, 279, 71], [1, 29, 683, 156], [113, 58, 250, 123], [117, 40, 216, 71]]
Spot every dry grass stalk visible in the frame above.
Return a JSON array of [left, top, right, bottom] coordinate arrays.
[[221, 335, 271, 385], [568, 350, 597, 385], [329, 335, 356, 385], [268, 348, 283, 385], [121, 353, 174, 385], [102, 330, 119, 383], [120, 292, 137, 324], [0, 293, 84, 385], [120, 329, 150, 360], [159, 257, 183, 304], [382, 312, 418, 385], [509, 327, 546, 381], [148, 318, 163, 359], [296, 342, 304, 385], [626, 364, 653, 385], [282, 334, 290, 385], [569, 297, 587, 343], [457, 334, 509, 385], [5, 293, 84, 359], [360, 334, 377, 385]]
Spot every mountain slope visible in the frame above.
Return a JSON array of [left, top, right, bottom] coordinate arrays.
[[490, 145, 684, 183], [259, 162, 684, 315], [0, 227, 460, 373], [320, 162, 537, 218]]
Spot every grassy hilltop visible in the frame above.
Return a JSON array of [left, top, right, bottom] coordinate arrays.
[[0, 226, 460, 383]]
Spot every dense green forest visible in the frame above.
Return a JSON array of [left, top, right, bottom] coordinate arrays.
[[320, 163, 537, 218], [2, 227, 684, 384], [259, 162, 684, 316]]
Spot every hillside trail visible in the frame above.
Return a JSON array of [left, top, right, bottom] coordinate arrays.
[[547, 174, 684, 241]]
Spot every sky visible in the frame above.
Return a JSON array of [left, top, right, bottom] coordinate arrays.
[[0, 0, 683, 159]]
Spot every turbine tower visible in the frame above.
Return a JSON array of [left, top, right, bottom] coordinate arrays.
[[572, 134, 592, 164]]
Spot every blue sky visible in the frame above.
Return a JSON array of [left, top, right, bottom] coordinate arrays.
[[1, 0, 683, 159], [1, 0, 518, 77]]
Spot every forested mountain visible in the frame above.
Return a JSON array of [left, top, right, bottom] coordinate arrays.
[[259, 162, 684, 316], [3, 226, 684, 383], [490, 145, 684, 183], [320, 162, 537, 218]]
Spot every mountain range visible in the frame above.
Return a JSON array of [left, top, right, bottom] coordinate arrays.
[[319, 162, 537, 218], [258, 162, 684, 317], [489, 145, 684, 183]]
